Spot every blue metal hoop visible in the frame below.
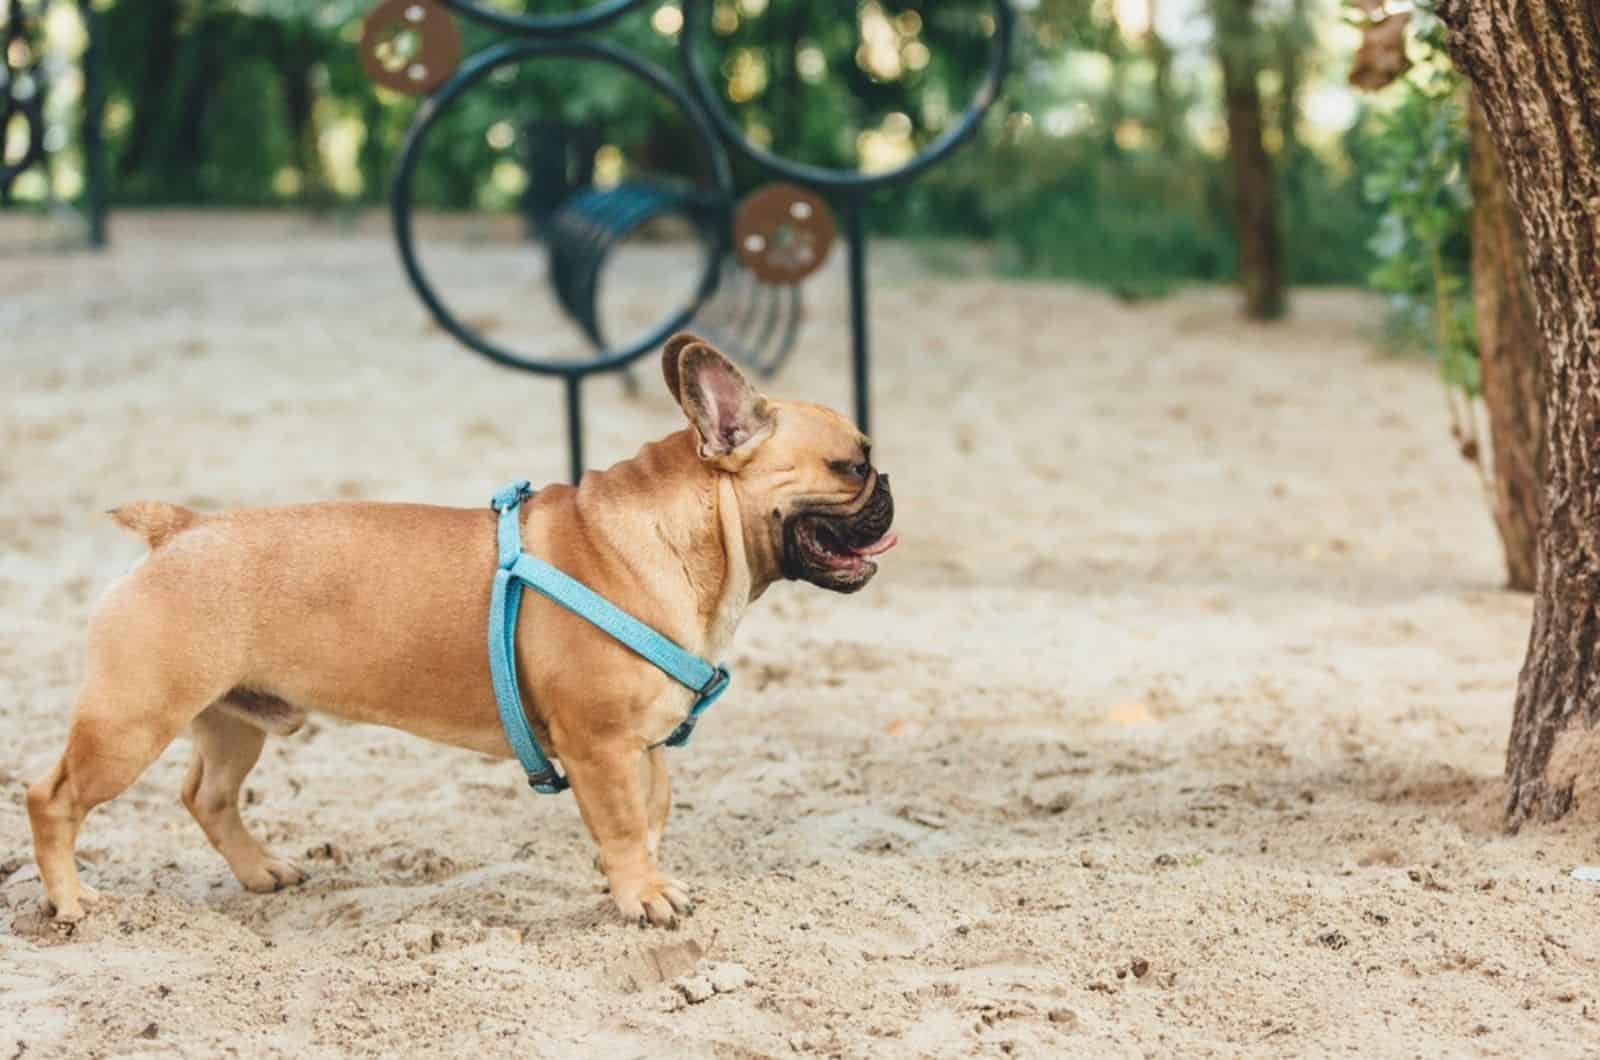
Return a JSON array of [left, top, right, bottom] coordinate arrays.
[[439, 0, 649, 37], [391, 36, 734, 380], [679, 0, 1016, 192]]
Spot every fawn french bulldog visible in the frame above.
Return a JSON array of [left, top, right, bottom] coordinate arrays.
[[26, 335, 895, 928]]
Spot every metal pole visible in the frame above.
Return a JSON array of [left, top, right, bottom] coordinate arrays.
[[77, 0, 107, 248], [845, 193, 870, 435], [564, 375, 585, 484], [76, 0, 107, 246]]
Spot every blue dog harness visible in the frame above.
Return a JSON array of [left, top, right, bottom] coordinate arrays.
[[487, 480, 731, 794]]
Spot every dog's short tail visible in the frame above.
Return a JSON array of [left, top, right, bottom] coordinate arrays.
[[107, 501, 198, 549]]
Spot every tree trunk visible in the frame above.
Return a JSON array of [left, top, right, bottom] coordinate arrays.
[[1100, 33, 1129, 156], [359, 92, 387, 205], [1437, 0, 1600, 828], [1467, 97, 1544, 593], [1147, 1, 1180, 157], [1214, 0, 1285, 320], [276, 20, 328, 205], [1274, 0, 1307, 159], [777, 4, 804, 154], [167, 17, 224, 202], [112, 0, 181, 185]]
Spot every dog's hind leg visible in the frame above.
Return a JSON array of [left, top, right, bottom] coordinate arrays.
[[181, 705, 305, 894], [26, 676, 201, 922]]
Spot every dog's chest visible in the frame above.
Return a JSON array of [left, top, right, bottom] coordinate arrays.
[[703, 563, 749, 661], [634, 554, 749, 747], [702, 476, 753, 661]]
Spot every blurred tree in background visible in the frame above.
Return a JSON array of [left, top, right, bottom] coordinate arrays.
[[1213, 0, 1283, 319], [6, 0, 1396, 293]]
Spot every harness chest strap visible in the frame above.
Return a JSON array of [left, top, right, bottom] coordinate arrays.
[[486, 480, 732, 795]]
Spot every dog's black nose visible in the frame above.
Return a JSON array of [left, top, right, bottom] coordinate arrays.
[[851, 472, 894, 543]]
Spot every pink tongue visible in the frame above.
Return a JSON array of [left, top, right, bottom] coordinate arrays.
[[852, 533, 898, 557]]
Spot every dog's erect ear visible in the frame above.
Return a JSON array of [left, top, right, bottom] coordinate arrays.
[[661, 332, 705, 404], [675, 341, 774, 462]]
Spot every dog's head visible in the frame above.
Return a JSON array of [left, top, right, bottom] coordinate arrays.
[[663, 333, 895, 594]]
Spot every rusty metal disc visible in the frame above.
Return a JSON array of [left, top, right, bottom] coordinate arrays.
[[360, 0, 461, 97], [732, 182, 836, 286]]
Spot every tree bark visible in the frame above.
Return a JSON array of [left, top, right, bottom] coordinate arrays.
[[1467, 97, 1545, 593], [1437, 0, 1600, 828], [1214, 0, 1285, 320]]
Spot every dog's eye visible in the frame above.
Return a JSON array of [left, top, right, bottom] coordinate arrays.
[[829, 459, 870, 479]]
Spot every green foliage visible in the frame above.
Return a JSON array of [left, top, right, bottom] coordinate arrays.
[[703, 0, 994, 173], [879, 0, 1380, 293], [1281, 131, 1384, 285], [907, 129, 1235, 297], [20, 0, 1383, 296], [201, 57, 295, 204], [887, 109, 1378, 293], [1356, 19, 1477, 393]]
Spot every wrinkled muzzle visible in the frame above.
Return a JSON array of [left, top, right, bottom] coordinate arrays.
[[782, 474, 896, 593]]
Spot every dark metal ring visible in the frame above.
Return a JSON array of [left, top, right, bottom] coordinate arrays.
[[680, 0, 1015, 193], [438, 0, 649, 37], [0, 91, 45, 195], [1, 1, 48, 198], [391, 37, 734, 379]]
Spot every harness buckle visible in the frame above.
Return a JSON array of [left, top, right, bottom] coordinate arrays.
[[527, 767, 569, 794], [663, 665, 731, 748], [490, 479, 534, 513], [698, 665, 731, 703]]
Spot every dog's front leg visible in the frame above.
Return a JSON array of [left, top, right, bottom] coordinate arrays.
[[644, 745, 670, 862], [564, 741, 692, 927]]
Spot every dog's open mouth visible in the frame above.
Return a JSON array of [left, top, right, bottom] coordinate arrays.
[[783, 475, 896, 592], [797, 520, 898, 572]]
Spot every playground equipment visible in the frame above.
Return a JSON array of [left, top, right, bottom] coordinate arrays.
[[0, 0, 107, 246], [0, 1, 47, 199], [365, 0, 1013, 482]]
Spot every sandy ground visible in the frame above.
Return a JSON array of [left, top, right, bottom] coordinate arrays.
[[1, 212, 1597, 1058]]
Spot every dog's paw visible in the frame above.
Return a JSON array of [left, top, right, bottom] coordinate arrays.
[[47, 882, 102, 923], [610, 875, 693, 929], [238, 857, 308, 894]]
